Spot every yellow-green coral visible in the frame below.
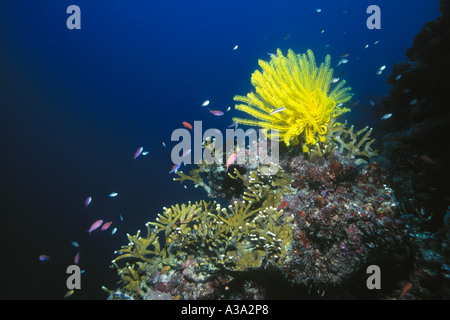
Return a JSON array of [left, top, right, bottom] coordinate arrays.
[[233, 49, 353, 152], [149, 202, 204, 241], [172, 162, 219, 195], [112, 225, 163, 264], [211, 201, 259, 235], [310, 116, 378, 164], [112, 198, 295, 293], [228, 165, 293, 209], [112, 162, 297, 294]]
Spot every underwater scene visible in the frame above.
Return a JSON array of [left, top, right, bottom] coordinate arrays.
[[0, 0, 449, 302]]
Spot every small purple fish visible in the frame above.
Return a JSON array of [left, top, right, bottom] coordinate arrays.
[[84, 197, 92, 208], [169, 163, 181, 174], [39, 254, 50, 262], [209, 109, 224, 116], [133, 147, 144, 159], [74, 252, 80, 265]]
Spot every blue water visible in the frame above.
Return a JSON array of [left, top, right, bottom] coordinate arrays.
[[0, 0, 440, 299]]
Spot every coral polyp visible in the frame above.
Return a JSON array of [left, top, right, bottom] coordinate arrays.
[[233, 49, 353, 152]]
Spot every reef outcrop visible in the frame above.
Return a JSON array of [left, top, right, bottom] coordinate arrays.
[[105, 7, 450, 296], [380, 0, 450, 298]]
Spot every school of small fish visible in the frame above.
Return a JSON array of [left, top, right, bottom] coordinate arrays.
[[38, 7, 406, 299]]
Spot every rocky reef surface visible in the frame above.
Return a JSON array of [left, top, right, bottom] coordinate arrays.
[[106, 145, 424, 300], [379, 0, 450, 298]]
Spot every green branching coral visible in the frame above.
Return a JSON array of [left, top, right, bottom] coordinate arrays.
[[228, 164, 293, 210], [230, 206, 294, 270], [173, 137, 230, 196], [233, 48, 353, 152], [310, 116, 378, 164], [112, 159, 297, 294], [112, 225, 163, 264], [172, 163, 213, 194], [150, 202, 204, 241], [210, 201, 259, 235], [112, 198, 295, 292], [208, 202, 294, 271]]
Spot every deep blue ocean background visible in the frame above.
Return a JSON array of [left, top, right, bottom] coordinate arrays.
[[0, 0, 440, 299]]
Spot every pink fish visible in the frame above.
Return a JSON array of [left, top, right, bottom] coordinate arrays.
[[182, 122, 193, 130], [88, 220, 103, 234], [169, 163, 181, 174], [420, 155, 435, 165], [226, 153, 237, 170], [84, 196, 92, 207], [133, 147, 144, 159], [39, 254, 50, 262], [101, 221, 112, 231], [398, 283, 412, 299], [74, 252, 80, 265], [209, 109, 224, 116]]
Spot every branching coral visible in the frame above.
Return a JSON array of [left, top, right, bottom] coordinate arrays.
[[310, 116, 378, 164], [233, 49, 353, 152], [149, 202, 204, 241], [112, 224, 164, 264], [228, 164, 293, 210], [173, 138, 241, 199], [173, 164, 211, 194], [211, 201, 259, 235], [111, 197, 295, 296]]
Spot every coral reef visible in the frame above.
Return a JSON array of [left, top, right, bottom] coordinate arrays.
[[108, 148, 417, 299], [380, 0, 450, 226], [108, 197, 295, 299], [280, 153, 409, 293], [228, 164, 293, 210], [377, 0, 450, 298], [107, 29, 450, 297], [233, 49, 353, 151], [309, 116, 378, 164]]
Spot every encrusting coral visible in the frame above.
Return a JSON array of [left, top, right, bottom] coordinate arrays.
[[233, 49, 353, 152]]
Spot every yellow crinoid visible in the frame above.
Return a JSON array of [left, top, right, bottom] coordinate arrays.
[[233, 49, 353, 152]]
